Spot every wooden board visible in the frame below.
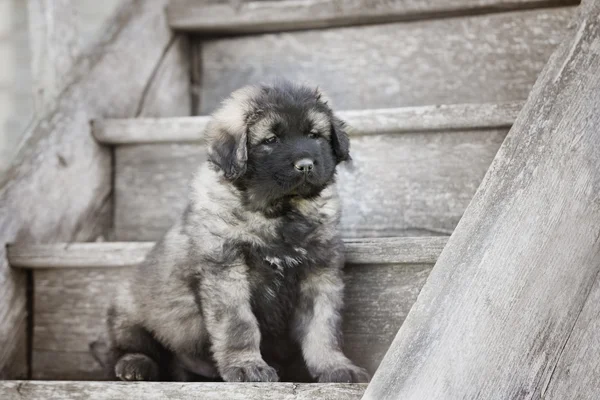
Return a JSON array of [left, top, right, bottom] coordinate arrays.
[[7, 237, 448, 269], [113, 129, 507, 240], [93, 102, 522, 144], [0, 381, 366, 400], [542, 269, 600, 399], [197, 7, 574, 113], [30, 264, 431, 380], [28, 0, 82, 113], [0, 0, 173, 378], [363, 2, 600, 398], [168, 0, 579, 33], [136, 35, 192, 118]]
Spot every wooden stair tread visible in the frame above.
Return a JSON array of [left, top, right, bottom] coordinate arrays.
[[0, 381, 366, 400], [167, 0, 579, 34], [93, 102, 522, 145], [8, 237, 448, 269]]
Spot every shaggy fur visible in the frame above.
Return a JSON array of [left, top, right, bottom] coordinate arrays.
[[106, 81, 369, 383]]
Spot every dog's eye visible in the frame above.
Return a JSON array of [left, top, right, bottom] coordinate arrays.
[[262, 136, 278, 145], [308, 130, 320, 139]]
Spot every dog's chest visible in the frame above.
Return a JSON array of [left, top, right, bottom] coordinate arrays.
[[243, 214, 321, 338]]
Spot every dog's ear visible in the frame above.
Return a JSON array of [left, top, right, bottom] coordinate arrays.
[[206, 86, 261, 180], [207, 124, 248, 180], [331, 116, 351, 163]]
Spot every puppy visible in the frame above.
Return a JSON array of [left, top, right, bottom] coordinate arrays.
[[106, 81, 369, 383]]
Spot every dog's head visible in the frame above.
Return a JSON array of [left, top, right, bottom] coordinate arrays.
[[206, 81, 350, 208]]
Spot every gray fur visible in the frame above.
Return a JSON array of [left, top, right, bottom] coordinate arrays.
[[106, 81, 369, 383]]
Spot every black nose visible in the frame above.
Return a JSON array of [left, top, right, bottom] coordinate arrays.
[[294, 158, 314, 173]]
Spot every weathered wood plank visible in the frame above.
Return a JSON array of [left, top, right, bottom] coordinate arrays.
[[0, 381, 366, 400], [8, 237, 447, 269], [136, 35, 192, 118], [93, 102, 522, 144], [28, 259, 433, 379], [168, 0, 578, 33], [0, 0, 173, 379], [12, 238, 435, 379], [8, 242, 154, 269], [27, 0, 82, 113], [542, 267, 600, 399], [363, 3, 600, 399], [113, 128, 506, 240], [198, 7, 574, 112]]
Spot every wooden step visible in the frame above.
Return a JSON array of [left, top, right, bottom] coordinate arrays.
[[92, 103, 519, 241], [7, 237, 446, 380], [94, 103, 521, 145], [194, 6, 575, 113], [167, 0, 578, 34], [0, 381, 366, 400]]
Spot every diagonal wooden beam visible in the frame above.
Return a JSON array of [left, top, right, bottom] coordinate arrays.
[[0, 0, 173, 379], [363, 1, 600, 398]]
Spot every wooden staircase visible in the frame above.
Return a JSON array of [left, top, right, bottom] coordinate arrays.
[[3, 0, 597, 399]]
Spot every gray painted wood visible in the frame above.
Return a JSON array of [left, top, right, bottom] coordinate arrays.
[[363, 2, 600, 398], [168, 0, 578, 33], [0, 0, 173, 379], [29, 261, 432, 379], [113, 128, 506, 240], [0, 381, 366, 400], [8, 237, 447, 269], [93, 102, 522, 144], [198, 7, 574, 112]]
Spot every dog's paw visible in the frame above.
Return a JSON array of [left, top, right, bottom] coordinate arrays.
[[317, 364, 370, 383], [115, 353, 159, 381], [221, 361, 279, 382]]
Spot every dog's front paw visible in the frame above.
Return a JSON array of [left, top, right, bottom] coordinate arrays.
[[317, 364, 370, 383], [115, 353, 159, 381], [221, 361, 279, 382]]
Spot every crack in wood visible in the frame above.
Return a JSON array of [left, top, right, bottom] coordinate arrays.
[[135, 34, 178, 117]]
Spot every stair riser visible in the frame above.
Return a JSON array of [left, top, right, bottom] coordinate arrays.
[[197, 8, 573, 113], [31, 263, 432, 380], [113, 129, 506, 241]]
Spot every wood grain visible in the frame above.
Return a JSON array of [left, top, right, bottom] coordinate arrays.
[[113, 128, 506, 240], [0, 0, 173, 378], [28, 0, 82, 112], [542, 268, 600, 399], [198, 7, 574, 112], [136, 35, 192, 118], [0, 381, 366, 400], [7, 237, 447, 269], [29, 261, 432, 379], [168, 0, 579, 33], [93, 102, 522, 144], [7, 239, 441, 379], [363, 3, 600, 398]]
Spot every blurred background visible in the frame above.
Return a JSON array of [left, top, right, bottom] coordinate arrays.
[[0, 0, 120, 175]]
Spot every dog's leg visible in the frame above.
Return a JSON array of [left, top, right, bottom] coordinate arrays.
[[200, 261, 279, 382], [292, 266, 370, 383], [106, 305, 167, 381]]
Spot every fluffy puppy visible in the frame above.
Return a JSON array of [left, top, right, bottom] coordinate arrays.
[[106, 81, 369, 383]]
